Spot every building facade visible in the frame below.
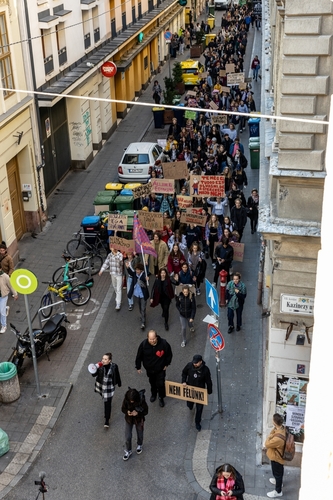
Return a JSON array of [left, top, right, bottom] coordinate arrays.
[[260, 0, 332, 460]]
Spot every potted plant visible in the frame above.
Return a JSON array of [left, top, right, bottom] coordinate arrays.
[[190, 30, 206, 58], [162, 76, 176, 124], [172, 61, 185, 95]]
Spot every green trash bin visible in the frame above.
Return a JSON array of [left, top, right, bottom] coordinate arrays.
[[249, 141, 260, 169], [121, 210, 134, 231], [208, 6, 215, 16], [93, 191, 117, 214], [115, 195, 134, 211], [0, 362, 20, 403]]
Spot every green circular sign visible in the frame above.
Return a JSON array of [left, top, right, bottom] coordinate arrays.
[[10, 269, 38, 295]]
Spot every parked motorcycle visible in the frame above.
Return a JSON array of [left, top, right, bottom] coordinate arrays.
[[9, 313, 69, 369]]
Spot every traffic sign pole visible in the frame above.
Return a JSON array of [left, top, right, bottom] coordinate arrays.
[[215, 351, 222, 414], [10, 270, 41, 397], [208, 322, 224, 415]]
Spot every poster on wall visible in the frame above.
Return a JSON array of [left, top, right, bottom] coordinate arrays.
[[275, 374, 308, 443]]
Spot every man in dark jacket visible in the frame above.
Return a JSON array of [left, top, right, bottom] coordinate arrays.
[[121, 387, 148, 461], [126, 262, 149, 330], [135, 330, 173, 408], [213, 236, 234, 285], [230, 198, 247, 242], [182, 354, 212, 431]]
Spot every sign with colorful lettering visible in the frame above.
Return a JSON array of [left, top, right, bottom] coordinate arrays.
[[109, 236, 135, 254], [138, 210, 164, 230], [176, 195, 193, 209], [229, 241, 245, 262], [280, 294, 314, 316], [180, 210, 207, 227], [151, 178, 175, 194], [190, 175, 225, 197]]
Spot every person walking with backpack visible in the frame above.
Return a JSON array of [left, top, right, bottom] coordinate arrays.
[[265, 413, 286, 498], [121, 387, 148, 461]]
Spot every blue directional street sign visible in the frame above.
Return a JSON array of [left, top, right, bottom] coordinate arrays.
[[205, 278, 219, 317], [208, 324, 225, 352]]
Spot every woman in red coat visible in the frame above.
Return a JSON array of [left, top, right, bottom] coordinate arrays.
[[150, 268, 174, 331], [167, 243, 186, 278]]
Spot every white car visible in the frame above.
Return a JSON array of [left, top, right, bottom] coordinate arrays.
[[214, 0, 230, 10], [117, 142, 164, 183]]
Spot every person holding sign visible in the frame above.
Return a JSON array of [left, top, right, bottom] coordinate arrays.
[[209, 463, 245, 500], [181, 354, 212, 431]]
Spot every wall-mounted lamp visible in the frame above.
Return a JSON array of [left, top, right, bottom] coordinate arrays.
[[13, 131, 24, 145]]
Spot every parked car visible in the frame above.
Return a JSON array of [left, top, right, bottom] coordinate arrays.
[[214, 0, 230, 10], [180, 59, 204, 86], [118, 142, 164, 183]]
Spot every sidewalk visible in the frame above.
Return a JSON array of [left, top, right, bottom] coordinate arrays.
[[0, 13, 301, 500]]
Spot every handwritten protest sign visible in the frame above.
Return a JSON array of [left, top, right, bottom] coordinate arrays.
[[138, 210, 164, 230], [200, 72, 208, 79], [162, 161, 188, 180], [180, 210, 207, 227], [229, 242, 245, 262], [176, 195, 193, 209], [227, 72, 245, 86], [239, 82, 247, 90], [190, 175, 225, 197], [184, 110, 197, 120], [222, 86, 230, 93], [186, 90, 197, 97], [108, 214, 128, 231], [132, 183, 152, 200], [225, 63, 235, 74], [209, 100, 219, 110], [219, 69, 226, 77], [165, 381, 208, 405], [151, 178, 174, 194], [109, 236, 135, 254], [212, 114, 228, 125]]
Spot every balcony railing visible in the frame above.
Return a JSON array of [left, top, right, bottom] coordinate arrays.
[[44, 54, 54, 74], [84, 33, 91, 49], [94, 27, 100, 43], [58, 46, 67, 66]]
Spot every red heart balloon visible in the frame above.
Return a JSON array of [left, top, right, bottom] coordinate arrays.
[[156, 350, 164, 357]]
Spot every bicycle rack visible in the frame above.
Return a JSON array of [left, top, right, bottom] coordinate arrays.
[[37, 301, 67, 330], [57, 255, 93, 279]]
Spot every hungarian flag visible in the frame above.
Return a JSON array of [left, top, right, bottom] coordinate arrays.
[[133, 213, 157, 257]]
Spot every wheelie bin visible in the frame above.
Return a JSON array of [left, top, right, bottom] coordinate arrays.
[[0, 362, 20, 403], [249, 140, 260, 169], [248, 117, 260, 138]]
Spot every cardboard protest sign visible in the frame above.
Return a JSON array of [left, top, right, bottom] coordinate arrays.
[[132, 183, 152, 200], [165, 381, 208, 405], [209, 100, 219, 110], [108, 214, 128, 231], [190, 175, 225, 198], [212, 114, 228, 125], [186, 90, 197, 97], [180, 210, 207, 227], [219, 69, 226, 77], [222, 86, 230, 93], [151, 178, 174, 194], [229, 241, 245, 262], [176, 195, 193, 209], [200, 72, 208, 79], [184, 110, 197, 120], [109, 236, 135, 254], [227, 72, 245, 86], [138, 210, 164, 230], [225, 63, 235, 74], [239, 82, 247, 90], [162, 161, 188, 180]]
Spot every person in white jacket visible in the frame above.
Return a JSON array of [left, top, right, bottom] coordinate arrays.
[[99, 248, 123, 310]]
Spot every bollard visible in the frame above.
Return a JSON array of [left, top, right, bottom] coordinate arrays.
[[219, 269, 228, 306]]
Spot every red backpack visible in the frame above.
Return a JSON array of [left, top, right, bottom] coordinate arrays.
[[276, 429, 295, 461]]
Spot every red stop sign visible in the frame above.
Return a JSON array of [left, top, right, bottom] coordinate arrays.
[[101, 61, 117, 77]]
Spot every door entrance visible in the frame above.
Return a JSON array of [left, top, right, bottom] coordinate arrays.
[[7, 157, 26, 240]]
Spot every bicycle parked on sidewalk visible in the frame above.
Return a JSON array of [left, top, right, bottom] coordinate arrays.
[[52, 251, 103, 283], [40, 277, 91, 318], [66, 229, 108, 260]]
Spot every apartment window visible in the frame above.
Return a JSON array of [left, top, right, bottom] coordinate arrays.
[[56, 24, 67, 66], [0, 13, 14, 97], [92, 6, 100, 43], [144, 56, 148, 69], [111, 18, 116, 38], [138, 3, 142, 19], [83, 10, 91, 49]]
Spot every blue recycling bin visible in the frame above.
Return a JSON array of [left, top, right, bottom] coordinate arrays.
[[248, 117, 260, 138], [173, 103, 185, 128]]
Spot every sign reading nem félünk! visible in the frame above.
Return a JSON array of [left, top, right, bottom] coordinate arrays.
[[280, 294, 315, 316], [161, 161, 189, 180], [190, 175, 225, 198], [132, 183, 152, 199], [107, 214, 128, 231], [109, 236, 135, 254], [165, 381, 208, 405], [227, 72, 245, 86], [138, 210, 164, 230], [151, 178, 175, 194]]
